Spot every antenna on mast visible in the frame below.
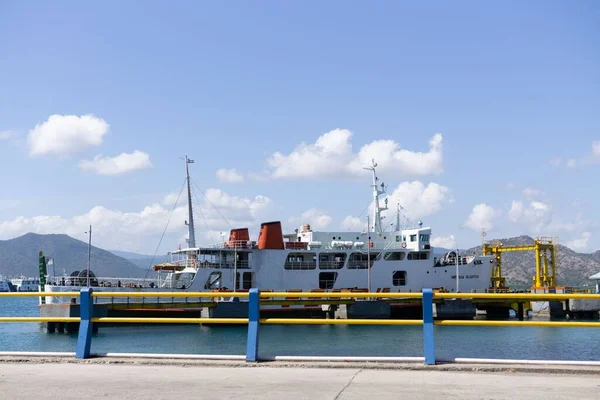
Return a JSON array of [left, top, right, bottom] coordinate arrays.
[[363, 159, 388, 234], [184, 155, 196, 248]]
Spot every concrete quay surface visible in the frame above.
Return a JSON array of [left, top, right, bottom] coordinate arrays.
[[1, 360, 600, 400]]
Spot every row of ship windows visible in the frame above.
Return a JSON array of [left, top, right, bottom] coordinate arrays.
[[329, 235, 430, 242], [284, 252, 429, 270], [204, 271, 408, 291], [318, 271, 407, 289]]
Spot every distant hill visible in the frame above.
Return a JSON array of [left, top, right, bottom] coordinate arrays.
[[462, 235, 600, 288], [1, 232, 598, 287], [589, 250, 600, 264], [0, 233, 146, 278], [109, 250, 169, 270]]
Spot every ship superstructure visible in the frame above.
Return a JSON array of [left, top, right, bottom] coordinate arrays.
[[42, 157, 496, 304]]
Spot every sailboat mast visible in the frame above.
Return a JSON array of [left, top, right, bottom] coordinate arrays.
[[185, 156, 196, 248]]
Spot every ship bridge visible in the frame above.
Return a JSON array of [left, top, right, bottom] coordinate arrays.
[[292, 223, 432, 252]]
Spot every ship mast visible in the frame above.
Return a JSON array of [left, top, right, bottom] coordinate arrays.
[[184, 155, 196, 248], [363, 159, 388, 233], [395, 203, 401, 232]]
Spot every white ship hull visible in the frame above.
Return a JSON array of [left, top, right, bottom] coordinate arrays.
[[42, 246, 495, 305], [40, 158, 497, 306]]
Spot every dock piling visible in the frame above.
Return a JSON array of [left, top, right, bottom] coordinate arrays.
[[422, 289, 435, 365], [76, 287, 94, 359], [246, 288, 260, 362]]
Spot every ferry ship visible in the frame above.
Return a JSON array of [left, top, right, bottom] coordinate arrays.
[[41, 157, 496, 304], [11, 276, 40, 292], [0, 276, 11, 292]]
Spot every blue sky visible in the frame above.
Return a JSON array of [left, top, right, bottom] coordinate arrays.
[[1, 1, 599, 254]]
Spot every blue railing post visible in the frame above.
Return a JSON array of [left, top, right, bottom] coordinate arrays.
[[422, 288, 435, 365], [246, 288, 260, 362], [76, 287, 94, 359]]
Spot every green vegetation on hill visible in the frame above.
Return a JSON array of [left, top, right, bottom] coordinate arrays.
[[0, 233, 146, 278]]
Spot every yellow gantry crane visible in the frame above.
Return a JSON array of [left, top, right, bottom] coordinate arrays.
[[482, 237, 558, 289]]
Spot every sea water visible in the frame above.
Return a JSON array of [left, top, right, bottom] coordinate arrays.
[[1, 297, 598, 360]]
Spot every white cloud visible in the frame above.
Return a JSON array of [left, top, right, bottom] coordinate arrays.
[[0, 189, 273, 253], [340, 216, 364, 231], [508, 199, 552, 232], [508, 200, 524, 222], [530, 201, 549, 212], [431, 235, 456, 249], [507, 194, 593, 244], [247, 172, 270, 182], [567, 232, 591, 250], [464, 203, 499, 231], [216, 168, 244, 183], [259, 129, 443, 180], [384, 181, 450, 220], [28, 114, 109, 156], [79, 151, 152, 175], [593, 141, 600, 157], [288, 208, 332, 231], [549, 158, 562, 167], [0, 130, 16, 140], [162, 193, 181, 207], [522, 187, 543, 200], [563, 141, 600, 168]]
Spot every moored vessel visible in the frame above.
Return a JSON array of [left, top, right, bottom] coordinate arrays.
[[41, 157, 496, 306]]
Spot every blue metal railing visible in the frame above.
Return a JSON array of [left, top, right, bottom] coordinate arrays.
[[1, 288, 599, 364]]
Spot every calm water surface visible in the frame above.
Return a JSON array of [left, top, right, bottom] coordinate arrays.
[[1, 297, 598, 360]]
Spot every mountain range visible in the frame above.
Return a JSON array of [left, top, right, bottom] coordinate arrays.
[[0, 233, 148, 278], [0, 233, 598, 287], [461, 236, 600, 288]]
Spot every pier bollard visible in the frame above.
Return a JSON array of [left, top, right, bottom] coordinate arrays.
[[76, 287, 94, 359], [246, 288, 260, 362], [422, 288, 435, 365]]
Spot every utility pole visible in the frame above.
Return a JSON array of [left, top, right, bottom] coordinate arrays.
[[367, 215, 371, 294], [86, 225, 92, 287]]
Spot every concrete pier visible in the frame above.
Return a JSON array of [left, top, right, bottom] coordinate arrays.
[[1, 361, 599, 400], [40, 303, 108, 332], [567, 299, 600, 319], [337, 300, 391, 319], [200, 301, 249, 318], [435, 300, 476, 319]]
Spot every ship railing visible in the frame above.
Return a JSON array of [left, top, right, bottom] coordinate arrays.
[[186, 260, 251, 269], [1, 290, 600, 364], [46, 276, 159, 289], [347, 261, 374, 269], [283, 261, 317, 270], [211, 240, 257, 249], [317, 261, 345, 269]]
